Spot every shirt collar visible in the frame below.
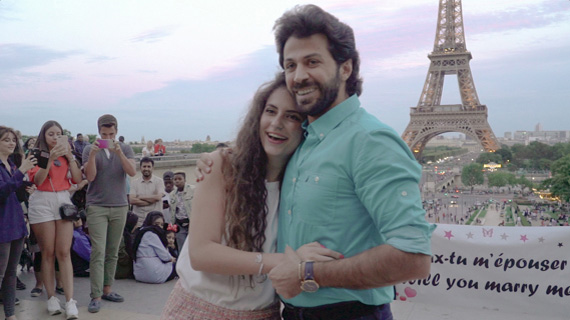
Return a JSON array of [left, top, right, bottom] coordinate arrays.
[[0, 158, 15, 170], [141, 176, 155, 183], [302, 94, 360, 141]]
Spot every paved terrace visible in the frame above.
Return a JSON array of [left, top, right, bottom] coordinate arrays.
[[3, 264, 554, 320], [3, 175, 560, 319]]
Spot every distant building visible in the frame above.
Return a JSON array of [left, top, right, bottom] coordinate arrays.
[[501, 128, 570, 146]]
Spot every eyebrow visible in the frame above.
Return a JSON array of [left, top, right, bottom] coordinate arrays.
[[284, 53, 323, 62]]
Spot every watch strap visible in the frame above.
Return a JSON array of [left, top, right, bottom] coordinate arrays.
[[304, 261, 315, 280]]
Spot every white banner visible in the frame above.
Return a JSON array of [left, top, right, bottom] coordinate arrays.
[[395, 225, 570, 318]]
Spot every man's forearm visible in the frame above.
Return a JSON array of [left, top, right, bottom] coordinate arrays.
[[85, 157, 97, 182], [314, 244, 431, 289], [119, 153, 136, 177], [129, 197, 151, 206], [138, 194, 162, 203]]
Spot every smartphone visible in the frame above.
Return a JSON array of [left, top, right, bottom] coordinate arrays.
[[97, 139, 113, 149], [56, 135, 69, 152], [31, 148, 50, 169]]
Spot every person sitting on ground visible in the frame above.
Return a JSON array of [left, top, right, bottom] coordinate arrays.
[[70, 212, 91, 277], [132, 212, 176, 284], [115, 212, 138, 280], [165, 226, 179, 259]]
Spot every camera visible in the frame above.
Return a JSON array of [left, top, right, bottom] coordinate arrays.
[[31, 148, 50, 169], [96, 139, 113, 149]]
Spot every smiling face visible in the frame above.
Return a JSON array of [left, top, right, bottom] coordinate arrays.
[[26, 138, 36, 149], [259, 86, 304, 163], [140, 161, 153, 179], [45, 125, 63, 150], [283, 34, 352, 122], [0, 132, 17, 157]]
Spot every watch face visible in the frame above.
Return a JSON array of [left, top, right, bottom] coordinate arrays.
[[301, 280, 319, 293]]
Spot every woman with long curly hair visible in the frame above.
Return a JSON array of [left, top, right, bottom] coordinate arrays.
[[161, 73, 341, 320]]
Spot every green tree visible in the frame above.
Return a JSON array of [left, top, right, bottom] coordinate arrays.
[[462, 163, 484, 188], [517, 175, 535, 190], [495, 147, 512, 163], [190, 143, 216, 154], [487, 171, 512, 187], [476, 152, 502, 164], [87, 134, 97, 144], [538, 158, 552, 171], [542, 155, 570, 202]]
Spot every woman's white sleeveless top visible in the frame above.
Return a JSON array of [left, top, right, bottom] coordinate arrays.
[[176, 181, 280, 310]]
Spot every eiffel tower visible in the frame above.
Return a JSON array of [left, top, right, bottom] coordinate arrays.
[[402, 0, 499, 160]]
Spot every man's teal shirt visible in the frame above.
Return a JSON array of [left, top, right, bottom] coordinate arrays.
[[278, 95, 436, 307]]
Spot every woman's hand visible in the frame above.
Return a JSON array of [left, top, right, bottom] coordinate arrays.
[[296, 242, 344, 262], [195, 152, 215, 182], [26, 184, 37, 195], [18, 153, 37, 174], [50, 143, 67, 160]]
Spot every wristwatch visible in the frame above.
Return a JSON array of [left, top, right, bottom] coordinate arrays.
[[300, 261, 319, 293]]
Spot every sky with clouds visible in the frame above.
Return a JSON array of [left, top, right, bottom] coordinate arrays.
[[1, 0, 569, 142]]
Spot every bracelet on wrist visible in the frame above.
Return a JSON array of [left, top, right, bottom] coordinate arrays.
[[254, 253, 267, 283]]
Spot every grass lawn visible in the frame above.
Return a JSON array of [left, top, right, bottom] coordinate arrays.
[[505, 206, 515, 226], [466, 208, 481, 225]]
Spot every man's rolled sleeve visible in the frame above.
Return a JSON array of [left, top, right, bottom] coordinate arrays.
[[354, 128, 436, 256]]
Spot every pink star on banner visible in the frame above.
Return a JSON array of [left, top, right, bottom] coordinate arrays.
[[444, 230, 454, 240], [520, 235, 529, 243]]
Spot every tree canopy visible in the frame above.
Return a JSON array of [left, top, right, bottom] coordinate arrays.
[[461, 163, 484, 187], [542, 155, 570, 202]]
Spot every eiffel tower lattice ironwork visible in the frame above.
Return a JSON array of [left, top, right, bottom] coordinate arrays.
[[402, 0, 499, 159]]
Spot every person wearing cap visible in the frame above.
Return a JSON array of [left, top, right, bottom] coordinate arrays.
[[82, 114, 136, 313], [168, 171, 194, 248]]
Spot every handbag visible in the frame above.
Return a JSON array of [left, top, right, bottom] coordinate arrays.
[[59, 204, 80, 221], [48, 175, 80, 221]]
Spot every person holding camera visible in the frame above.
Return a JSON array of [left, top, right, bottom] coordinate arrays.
[[0, 126, 37, 320], [27, 121, 82, 319], [82, 114, 136, 313]]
